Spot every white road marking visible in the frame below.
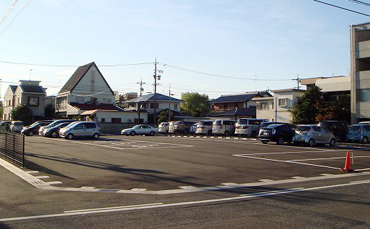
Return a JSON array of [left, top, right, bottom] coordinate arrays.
[[291, 176, 304, 179], [2, 180, 370, 222], [259, 179, 273, 182], [34, 176, 50, 179], [46, 181, 63, 185], [233, 154, 341, 170], [290, 155, 370, 162], [25, 171, 39, 174]]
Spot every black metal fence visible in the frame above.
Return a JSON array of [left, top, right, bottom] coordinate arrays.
[[0, 132, 25, 167]]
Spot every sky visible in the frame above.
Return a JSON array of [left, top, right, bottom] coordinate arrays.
[[0, 0, 369, 100]]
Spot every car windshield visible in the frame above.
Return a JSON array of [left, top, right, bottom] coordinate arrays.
[[214, 121, 222, 125], [297, 126, 311, 132], [65, 122, 79, 129], [238, 119, 248, 124], [349, 126, 360, 132]]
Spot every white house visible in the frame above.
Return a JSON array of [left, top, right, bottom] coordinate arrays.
[[123, 93, 182, 114], [55, 62, 148, 126], [3, 80, 46, 120], [253, 89, 306, 123]]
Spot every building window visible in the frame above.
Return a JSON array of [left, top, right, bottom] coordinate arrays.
[[150, 103, 159, 109], [174, 104, 178, 110], [278, 98, 287, 107], [357, 89, 370, 101], [261, 103, 269, 110], [28, 97, 39, 106], [111, 118, 121, 123], [101, 118, 105, 123], [77, 96, 85, 103]]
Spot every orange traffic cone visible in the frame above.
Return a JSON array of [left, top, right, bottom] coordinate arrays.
[[341, 151, 354, 173]]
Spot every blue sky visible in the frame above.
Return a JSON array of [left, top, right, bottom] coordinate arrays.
[[0, 0, 369, 99]]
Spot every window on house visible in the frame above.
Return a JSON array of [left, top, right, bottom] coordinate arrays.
[[357, 89, 370, 101], [150, 103, 159, 109], [77, 96, 85, 103], [174, 104, 178, 110], [278, 98, 288, 107], [101, 118, 105, 123], [28, 97, 39, 106], [111, 118, 121, 123], [261, 103, 269, 110]]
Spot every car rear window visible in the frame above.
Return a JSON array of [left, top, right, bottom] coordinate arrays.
[[349, 126, 360, 131], [174, 121, 182, 125], [297, 126, 310, 132], [238, 119, 248, 124], [85, 123, 96, 129]]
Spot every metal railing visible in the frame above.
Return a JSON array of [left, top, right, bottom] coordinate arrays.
[[0, 131, 25, 167]]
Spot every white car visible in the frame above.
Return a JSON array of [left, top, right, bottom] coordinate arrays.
[[121, 124, 158, 136], [293, 124, 336, 147], [158, 122, 169, 134]]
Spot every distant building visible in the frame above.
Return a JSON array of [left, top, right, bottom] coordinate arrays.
[[253, 89, 305, 123], [209, 91, 272, 119], [55, 62, 148, 127], [350, 22, 370, 123], [123, 93, 181, 114], [3, 80, 46, 120]]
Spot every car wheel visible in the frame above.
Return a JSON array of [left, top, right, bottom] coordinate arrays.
[[149, 131, 155, 136], [207, 130, 212, 136], [28, 131, 34, 136], [93, 133, 100, 139], [276, 137, 284, 145], [130, 131, 136, 136], [251, 131, 257, 138], [308, 138, 315, 147], [51, 132, 58, 138], [362, 137, 368, 144], [262, 140, 268, 144], [67, 134, 74, 140], [329, 138, 336, 147], [224, 131, 230, 136], [183, 129, 189, 135]]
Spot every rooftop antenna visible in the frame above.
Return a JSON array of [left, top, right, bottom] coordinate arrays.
[[292, 74, 301, 89], [29, 69, 32, 80]]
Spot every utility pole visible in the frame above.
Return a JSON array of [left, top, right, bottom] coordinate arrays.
[[168, 84, 174, 122], [153, 58, 162, 127], [137, 79, 145, 124], [293, 74, 301, 89]]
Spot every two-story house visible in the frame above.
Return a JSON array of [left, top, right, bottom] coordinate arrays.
[[55, 62, 148, 125], [253, 89, 306, 122], [208, 91, 272, 119], [123, 93, 182, 114], [3, 80, 46, 120]]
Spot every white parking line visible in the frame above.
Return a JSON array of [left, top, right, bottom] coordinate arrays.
[[2, 180, 370, 222], [290, 155, 370, 162], [233, 154, 341, 170]]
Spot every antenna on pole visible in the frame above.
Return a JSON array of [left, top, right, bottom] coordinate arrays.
[[292, 74, 301, 89]]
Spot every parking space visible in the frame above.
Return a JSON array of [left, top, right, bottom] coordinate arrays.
[[9, 134, 370, 193]]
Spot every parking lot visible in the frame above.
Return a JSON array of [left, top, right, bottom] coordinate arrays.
[[21, 134, 370, 193]]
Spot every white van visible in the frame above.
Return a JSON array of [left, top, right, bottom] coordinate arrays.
[[212, 119, 236, 136], [235, 118, 267, 137]]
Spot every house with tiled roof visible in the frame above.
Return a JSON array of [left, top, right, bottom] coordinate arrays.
[[123, 93, 182, 114], [208, 91, 272, 119], [55, 62, 148, 127], [3, 80, 47, 120]]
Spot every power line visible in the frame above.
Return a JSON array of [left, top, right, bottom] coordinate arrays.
[[0, 0, 32, 38], [161, 63, 292, 82], [0, 0, 19, 30], [0, 60, 153, 67], [347, 0, 370, 8], [312, 0, 370, 17]]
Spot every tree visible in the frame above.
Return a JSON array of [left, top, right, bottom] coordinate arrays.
[[290, 86, 322, 124], [316, 95, 350, 123], [11, 104, 33, 125], [180, 92, 211, 117], [157, 109, 175, 123], [45, 104, 56, 119]]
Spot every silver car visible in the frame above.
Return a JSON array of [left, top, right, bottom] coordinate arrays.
[[10, 121, 24, 133], [158, 122, 169, 134], [59, 121, 100, 139], [293, 125, 336, 147], [121, 124, 158, 136], [195, 120, 213, 135]]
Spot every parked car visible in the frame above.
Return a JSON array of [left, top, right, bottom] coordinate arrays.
[[39, 119, 75, 136], [319, 120, 347, 142], [260, 121, 286, 129], [43, 122, 72, 138], [293, 125, 336, 147], [158, 122, 169, 134], [189, 123, 198, 134], [0, 121, 11, 132], [10, 121, 24, 133], [212, 119, 236, 136], [59, 121, 100, 139], [168, 121, 175, 134], [258, 123, 295, 145], [21, 120, 53, 136], [121, 124, 158, 136], [235, 118, 266, 137], [195, 120, 214, 135], [168, 121, 195, 134], [346, 124, 370, 143]]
